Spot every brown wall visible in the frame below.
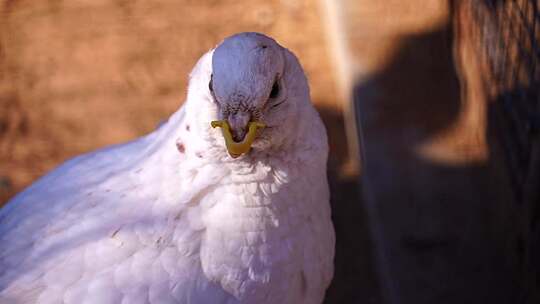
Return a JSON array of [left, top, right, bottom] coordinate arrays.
[[0, 0, 340, 204]]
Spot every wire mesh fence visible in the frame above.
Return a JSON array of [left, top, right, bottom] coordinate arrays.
[[465, 0, 540, 302], [473, 0, 539, 200]]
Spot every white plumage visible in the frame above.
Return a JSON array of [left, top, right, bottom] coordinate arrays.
[[0, 32, 335, 304]]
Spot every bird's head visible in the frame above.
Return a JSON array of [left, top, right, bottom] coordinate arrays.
[[187, 32, 311, 159]]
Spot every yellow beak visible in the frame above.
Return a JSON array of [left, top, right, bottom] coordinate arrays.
[[211, 120, 266, 158]]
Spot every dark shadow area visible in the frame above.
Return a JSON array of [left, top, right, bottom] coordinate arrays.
[[486, 85, 539, 304], [473, 1, 540, 301], [317, 106, 382, 304], [354, 17, 523, 304]]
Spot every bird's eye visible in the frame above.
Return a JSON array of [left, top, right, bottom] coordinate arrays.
[[269, 81, 279, 98], [209, 74, 214, 93]]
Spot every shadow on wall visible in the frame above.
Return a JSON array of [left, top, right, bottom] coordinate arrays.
[[353, 17, 523, 304]]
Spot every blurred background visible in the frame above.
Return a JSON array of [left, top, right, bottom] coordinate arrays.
[[1, 0, 539, 303]]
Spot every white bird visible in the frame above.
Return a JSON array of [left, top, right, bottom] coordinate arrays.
[[0, 32, 335, 304]]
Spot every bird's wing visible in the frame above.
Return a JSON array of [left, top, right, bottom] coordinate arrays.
[[0, 106, 230, 303], [0, 140, 153, 302]]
